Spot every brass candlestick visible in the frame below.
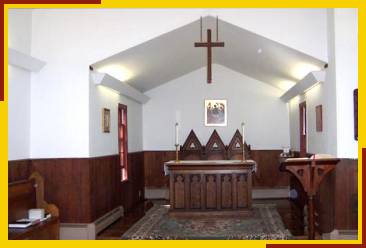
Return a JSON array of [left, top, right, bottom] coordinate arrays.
[[175, 144, 180, 162], [242, 143, 246, 161]]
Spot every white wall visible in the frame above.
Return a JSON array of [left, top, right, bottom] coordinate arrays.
[[288, 8, 358, 158], [333, 9, 358, 158], [288, 82, 336, 155], [12, 8, 327, 158], [8, 9, 32, 160], [89, 82, 143, 157], [143, 64, 290, 150]]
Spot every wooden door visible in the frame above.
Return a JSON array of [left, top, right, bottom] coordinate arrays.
[[299, 101, 307, 157]]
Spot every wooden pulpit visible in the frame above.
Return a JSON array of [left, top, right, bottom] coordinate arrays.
[[280, 156, 340, 240]]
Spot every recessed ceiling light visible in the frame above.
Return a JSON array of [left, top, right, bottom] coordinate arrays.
[[257, 48, 262, 54]]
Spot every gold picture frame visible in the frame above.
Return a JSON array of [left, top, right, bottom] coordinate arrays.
[[102, 108, 111, 133]]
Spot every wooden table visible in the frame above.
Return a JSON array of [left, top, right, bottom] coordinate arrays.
[[280, 157, 340, 239], [165, 160, 256, 216]]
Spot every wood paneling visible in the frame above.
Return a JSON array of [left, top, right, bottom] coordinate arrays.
[[122, 152, 145, 213], [334, 159, 358, 230], [89, 155, 121, 220], [31, 158, 92, 223], [250, 150, 289, 188], [8, 153, 144, 223], [144, 151, 175, 188], [8, 160, 31, 182]]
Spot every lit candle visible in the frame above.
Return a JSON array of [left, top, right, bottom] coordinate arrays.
[[241, 122, 245, 145], [175, 122, 179, 145]]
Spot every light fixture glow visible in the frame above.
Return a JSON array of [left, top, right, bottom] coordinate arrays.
[[97, 64, 134, 82], [278, 80, 296, 91], [304, 82, 322, 94], [291, 63, 321, 80]]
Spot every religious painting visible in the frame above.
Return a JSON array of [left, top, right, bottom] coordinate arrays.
[[102, 108, 111, 133], [205, 100, 227, 126]]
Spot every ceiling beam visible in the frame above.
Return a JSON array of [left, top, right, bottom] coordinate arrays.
[[280, 71, 325, 102], [91, 72, 150, 104], [8, 48, 46, 72]]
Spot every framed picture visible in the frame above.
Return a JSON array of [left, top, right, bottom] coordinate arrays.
[[205, 99, 227, 126], [102, 108, 111, 133], [354, 89, 358, 140], [315, 105, 323, 132]]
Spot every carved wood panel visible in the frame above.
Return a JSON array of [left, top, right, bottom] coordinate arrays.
[[180, 129, 252, 161], [190, 175, 201, 209], [205, 130, 227, 160], [221, 174, 232, 209], [181, 130, 204, 160], [237, 174, 248, 208], [227, 129, 251, 160], [174, 175, 185, 209], [206, 175, 217, 209]]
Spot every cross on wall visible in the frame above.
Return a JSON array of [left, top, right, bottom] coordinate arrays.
[[194, 29, 225, 84]]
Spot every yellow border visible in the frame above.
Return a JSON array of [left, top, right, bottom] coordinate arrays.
[[2, 1, 364, 247]]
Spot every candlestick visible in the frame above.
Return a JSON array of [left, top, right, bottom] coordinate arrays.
[[175, 144, 180, 162], [175, 122, 179, 145], [241, 122, 245, 161]]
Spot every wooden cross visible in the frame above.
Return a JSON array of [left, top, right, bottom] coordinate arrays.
[[194, 29, 225, 83]]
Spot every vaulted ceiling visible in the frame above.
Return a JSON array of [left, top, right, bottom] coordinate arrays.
[[92, 16, 326, 93]]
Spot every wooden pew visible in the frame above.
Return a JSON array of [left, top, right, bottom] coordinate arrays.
[[9, 172, 60, 240]]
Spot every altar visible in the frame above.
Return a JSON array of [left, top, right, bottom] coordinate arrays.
[[165, 160, 256, 216]]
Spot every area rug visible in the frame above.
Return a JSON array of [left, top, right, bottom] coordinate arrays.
[[121, 203, 293, 240]]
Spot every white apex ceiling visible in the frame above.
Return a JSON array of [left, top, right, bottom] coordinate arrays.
[[92, 16, 326, 93]]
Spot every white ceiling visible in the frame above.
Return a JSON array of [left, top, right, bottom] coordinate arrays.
[[92, 16, 326, 93]]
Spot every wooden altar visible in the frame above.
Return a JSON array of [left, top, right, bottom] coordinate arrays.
[[280, 157, 340, 240], [165, 160, 256, 216]]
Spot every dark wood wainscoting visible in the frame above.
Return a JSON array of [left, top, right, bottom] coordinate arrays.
[[334, 159, 358, 230], [122, 152, 145, 213], [250, 150, 289, 188], [31, 157, 91, 223], [144, 151, 175, 188], [8, 159, 31, 182], [8, 152, 144, 223], [89, 155, 121, 221], [143, 150, 288, 189]]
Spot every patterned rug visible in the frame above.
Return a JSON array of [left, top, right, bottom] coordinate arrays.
[[121, 203, 293, 240]]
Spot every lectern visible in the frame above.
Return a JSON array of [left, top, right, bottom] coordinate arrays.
[[280, 157, 340, 240]]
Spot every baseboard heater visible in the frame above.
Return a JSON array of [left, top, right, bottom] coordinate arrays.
[[145, 187, 290, 200], [60, 205, 123, 240]]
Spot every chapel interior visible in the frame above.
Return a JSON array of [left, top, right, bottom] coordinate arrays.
[[8, 8, 358, 240]]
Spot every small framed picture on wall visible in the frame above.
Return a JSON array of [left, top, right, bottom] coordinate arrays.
[[205, 99, 227, 126], [315, 105, 323, 132], [354, 89, 358, 140], [102, 108, 111, 133]]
